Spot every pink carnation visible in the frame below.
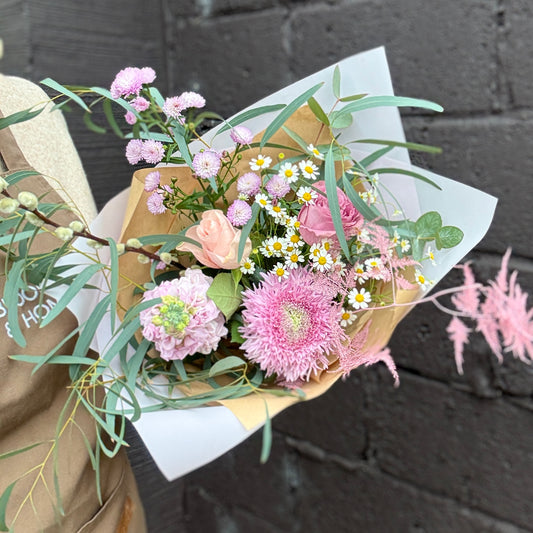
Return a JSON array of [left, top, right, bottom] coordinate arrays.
[[240, 269, 339, 382], [139, 269, 227, 361]]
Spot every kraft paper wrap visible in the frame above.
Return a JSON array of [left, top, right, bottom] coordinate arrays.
[[117, 106, 420, 431], [0, 105, 146, 531]]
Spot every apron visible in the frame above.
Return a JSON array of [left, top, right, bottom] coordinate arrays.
[[0, 115, 147, 533]]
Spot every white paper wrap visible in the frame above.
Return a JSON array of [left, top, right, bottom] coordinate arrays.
[[63, 47, 496, 481]]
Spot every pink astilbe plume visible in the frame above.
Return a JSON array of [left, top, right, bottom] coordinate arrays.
[[359, 221, 393, 258], [451, 262, 480, 315], [446, 316, 471, 374], [337, 321, 399, 386]]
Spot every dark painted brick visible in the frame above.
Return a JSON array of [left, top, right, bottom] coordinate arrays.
[[275, 373, 367, 460], [28, 0, 168, 90], [290, 0, 498, 114], [168, 9, 291, 117], [405, 114, 533, 257], [500, 0, 533, 108], [183, 432, 298, 531], [0, 0, 31, 77], [296, 454, 527, 533], [366, 371, 533, 529]]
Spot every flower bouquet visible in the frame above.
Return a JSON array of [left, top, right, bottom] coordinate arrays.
[[2, 46, 529, 506]]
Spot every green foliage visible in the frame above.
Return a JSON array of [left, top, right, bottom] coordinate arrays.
[[206, 273, 243, 320]]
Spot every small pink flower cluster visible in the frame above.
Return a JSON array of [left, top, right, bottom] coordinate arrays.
[[125, 139, 165, 165], [110, 67, 156, 99], [163, 92, 206, 120], [139, 269, 227, 361]]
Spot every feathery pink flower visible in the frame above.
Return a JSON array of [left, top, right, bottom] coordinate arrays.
[[266, 174, 291, 199], [192, 150, 221, 179], [131, 96, 150, 112], [124, 111, 137, 125], [147, 192, 166, 215], [240, 269, 339, 382], [227, 199, 252, 227], [162, 96, 185, 119], [176, 91, 205, 110], [142, 140, 165, 164], [125, 139, 144, 165], [144, 171, 161, 192], [230, 125, 254, 145], [451, 262, 480, 315], [237, 172, 261, 196], [446, 317, 471, 375]]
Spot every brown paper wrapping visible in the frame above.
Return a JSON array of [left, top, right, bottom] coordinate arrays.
[[117, 107, 420, 431]]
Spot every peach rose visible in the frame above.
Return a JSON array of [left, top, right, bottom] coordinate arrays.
[[177, 209, 251, 270]]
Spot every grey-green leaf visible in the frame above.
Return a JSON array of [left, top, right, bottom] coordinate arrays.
[[415, 211, 442, 238], [209, 356, 246, 377], [438, 226, 464, 248]]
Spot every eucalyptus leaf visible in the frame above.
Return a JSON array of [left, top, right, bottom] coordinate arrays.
[[217, 104, 285, 134], [329, 110, 353, 129], [209, 356, 246, 377], [260, 403, 272, 464], [0, 481, 16, 531], [438, 225, 464, 248], [332, 65, 341, 99], [0, 107, 46, 131], [41, 78, 90, 111], [415, 211, 442, 238], [307, 96, 329, 126], [341, 95, 443, 115], [238, 203, 260, 262]]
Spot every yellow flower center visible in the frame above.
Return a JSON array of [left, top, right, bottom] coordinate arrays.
[[418, 275, 426, 284], [243, 262, 251, 269], [318, 256, 327, 265], [276, 267, 285, 277], [294, 221, 300, 229], [304, 165, 313, 174], [285, 169, 293, 177], [356, 268, 364, 274], [290, 234, 300, 243], [355, 293, 365, 303], [273, 205, 281, 213], [260, 199, 267, 206], [324, 242, 330, 251], [273, 242, 282, 251], [303, 192, 312, 202], [313, 149, 320, 156], [342, 312, 351, 321], [290, 254, 299, 263], [256, 158, 264, 166]]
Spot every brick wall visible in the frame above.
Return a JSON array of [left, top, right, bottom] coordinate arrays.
[[2, 1, 533, 531]]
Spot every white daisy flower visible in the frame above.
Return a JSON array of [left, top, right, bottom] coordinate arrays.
[[332, 254, 346, 275], [426, 246, 437, 266], [255, 193, 271, 209], [285, 251, 305, 269], [312, 250, 333, 272], [240, 259, 256, 274], [286, 230, 304, 248], [340, 308, 357, 327], [296, 186, 318, 205], [400, 239, 411, 253], [348, 287, 372, 310], [267, 203, 287, 220], [353, 263, 369, 284], [365, 257, 383, 271], [272, 262, 289, 281], [415, 270, 434, 290], [309, 243, 325, 259], [268, 236, 288, 257], [249, 154, 272, 171], [359, 189, 377, 205], [279, 162, 299, 183], [299, 159, 319, 180], [307, 143, 324, 160]]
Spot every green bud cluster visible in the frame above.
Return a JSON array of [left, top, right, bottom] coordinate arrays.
[[152, 295, 191, 336]]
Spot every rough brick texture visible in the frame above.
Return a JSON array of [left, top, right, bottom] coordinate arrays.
[[2, 0, 533, 531]]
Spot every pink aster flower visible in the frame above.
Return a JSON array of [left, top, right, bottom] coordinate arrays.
[[110, 67, 144, 99], [192, 150, 221, 179], [237, 172, 261, 196], [125, 139, 144, 165], [124, 111, 137, 125], [240, 269, 340, 382], [176, 91, 206, 110], [142, 140, 165, 164], [139, 269, 227, 360], [144, 170, 161, 192], [266, 174, 290, 199], [162, 96, 185, 119], [230, 125, 254, 145], [147, 191, 166, 215], [131, 96, 150, 112], [227, 199, 252, 227]]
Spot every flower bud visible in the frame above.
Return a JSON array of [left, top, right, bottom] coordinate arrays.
[[116, 243, 126, 255], [137, 254, 150, 264], [127, 238, 142, 249], [0, 197, 19, 215], [159, 252, 172, 265], [17, 191, 38, 210], [54, 226, 74, 242], [86, 239, 104, 249], [69, 220, 85, 233], [0, 177, 8, 192], [25, 212, 44, 227]]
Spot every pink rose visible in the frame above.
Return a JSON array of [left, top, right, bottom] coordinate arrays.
[[177, 210, 251, 269], [297, 181, 363, 245]]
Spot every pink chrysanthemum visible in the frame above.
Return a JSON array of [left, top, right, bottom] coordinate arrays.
[[227, 199, 252, 227], [131, 96, 150, 112], [125, 139, 144, 165], [147, 192, 166, 215], [140, 269, 227, 360], [230, 125, 254, 145], [144, 170, 161, 192], [192, 150, 221, 179], [142, 140, 165, 164], [110, 67, 143, 99], [237, 172, 261, 196], [124, 111, 137, 125], [240, 269, 339, 382], [162, 96, 185, 119], [177, 91, 206, 110], [266, 174, 290, 199]]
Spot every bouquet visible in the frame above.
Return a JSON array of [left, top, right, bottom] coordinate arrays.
[[1, 47, 531, 518]]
